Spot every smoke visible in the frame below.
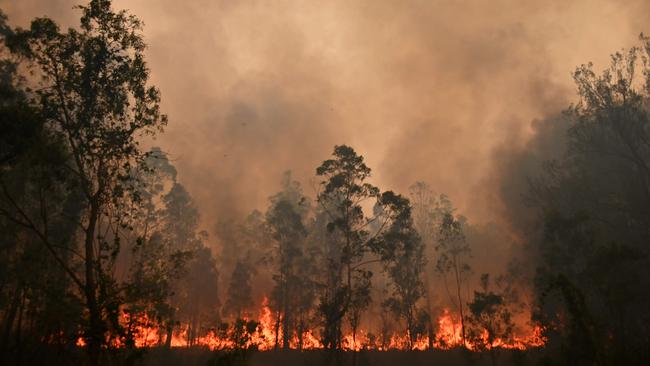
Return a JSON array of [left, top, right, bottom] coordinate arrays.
[[2, 0, 650, 252]]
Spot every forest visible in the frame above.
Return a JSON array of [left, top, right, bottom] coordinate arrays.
[[1, 0, 650, 365]]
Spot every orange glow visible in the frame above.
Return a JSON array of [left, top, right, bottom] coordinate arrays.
[[75, 297, 545, 351]]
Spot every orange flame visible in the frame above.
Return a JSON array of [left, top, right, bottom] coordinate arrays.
[[75, 297, 544, 351]]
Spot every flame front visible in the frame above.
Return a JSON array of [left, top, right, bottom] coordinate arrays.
[[76, 297, 544, 351]]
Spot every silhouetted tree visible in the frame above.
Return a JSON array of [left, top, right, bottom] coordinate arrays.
[[466, 274, 514, 366], [224, 259, 254, 320], [2, 1, 167, 362], [436, 213, 471, 348], [529, 36, 650, 365], [408, 181, 454, 348], [375, 192, 427, 349], [266, 171, 309, 349]]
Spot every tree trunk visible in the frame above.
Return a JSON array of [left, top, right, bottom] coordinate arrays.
[[14, 290, 25, 366], [282, 307, 290, 350], [297, 317, 304, 351], [424, 272, 435, 350], [0, 286, 21, 354], [274, 308, 281, 350], [164, 321, 173, 349], [453, 260, 466, 348], [84, 199, 103, 366]]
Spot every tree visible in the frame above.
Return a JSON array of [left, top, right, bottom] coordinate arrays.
[[0, 11, 85, 364], [466, 274, 514, 366], [1, 1, 167, 362], [315, 145, 384, 349], [224, 259, 254, 320], [528, 36, 650, 365], [375, 192, 427, 349], [408, 181, 454, 348], [436, 213, 471, 348], [266, 171, 309, 349]]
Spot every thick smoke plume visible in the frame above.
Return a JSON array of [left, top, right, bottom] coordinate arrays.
[[3, 0, 650, 257]]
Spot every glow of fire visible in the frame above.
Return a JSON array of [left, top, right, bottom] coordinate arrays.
[[76, 297, 545, 351]]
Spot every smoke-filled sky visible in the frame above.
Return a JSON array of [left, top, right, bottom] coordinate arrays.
[[3, 0, 650, 239]]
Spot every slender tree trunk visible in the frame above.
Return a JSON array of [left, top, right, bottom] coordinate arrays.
[[424, 273, 435, 350], [15, 290, 25, 366], [453, 259, 466, 348], [164, 320, 173, 349], [0, 286, 21, 354], [84, 199, 103, 366], [282, 304, 290, 350], [407, 308, 415, 350], [274, 308, 281, 350], [282, 274, 290, 350], [297, 316, 303, 351]]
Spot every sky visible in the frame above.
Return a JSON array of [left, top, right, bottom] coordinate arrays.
[[3, 0, 650, 241]]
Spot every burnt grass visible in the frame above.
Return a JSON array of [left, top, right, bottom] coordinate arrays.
[[140, 347, 542, 366], [1, 345, 543, 365]]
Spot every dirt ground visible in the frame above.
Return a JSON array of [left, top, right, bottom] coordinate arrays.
[[141, 347, 541, 366]]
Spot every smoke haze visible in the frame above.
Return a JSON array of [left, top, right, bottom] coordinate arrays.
[[3, 0, 650, 241]]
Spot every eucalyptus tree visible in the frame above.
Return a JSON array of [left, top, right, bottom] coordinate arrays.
[[0, 13, 88, 359], [266, 171, 309, 349], [436, 213, 471, 348], [2, 1, 167, 362], [315, 145, 381, 349], [224, 259, 254, 320], [315, 145, 410, 349], [408, 181, 454, 348], [466, 274, 514, 366], [376, 192, 427, 349], [530, 39, 650, 364]]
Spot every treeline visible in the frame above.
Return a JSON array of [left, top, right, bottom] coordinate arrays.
[[1, 1, 650, 366], [0, 2, 521, 363], [0, 1, 219, 365], [523, 42, 650, 365]]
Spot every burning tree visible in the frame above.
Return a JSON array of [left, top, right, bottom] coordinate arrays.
[[376, 192, 427, 349], [408, 181, 455, 348], [435, 213, 472, 348], [265, 171, 311, 349], [224, 260, 255, 320], [466, 274, 514, 366]]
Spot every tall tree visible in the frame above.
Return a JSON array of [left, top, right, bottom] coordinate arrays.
[[2, 1, 167, 362], [224, 259, 254, 320], [466, 274, 514, 366], [436, 213, 471, 348], [315, 145, 381, 349], [408, 181, 454, 348], [377, 192, 427, 349], [529, 37, 650, 365], [266, 171, 309, 349], [315, 145, 408, 349]]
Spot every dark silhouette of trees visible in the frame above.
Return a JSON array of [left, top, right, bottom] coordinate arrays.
[[409, 181, 454, 349], [224, 259, 254, 320], [529, 36, 650, 365], [315, 145, 382, 349], [466, 274, 514, 366], [266, 171, 310, 349], [377, 192, 427, 349], [436, 213, 471, 348], [1, 0, 167, 362]]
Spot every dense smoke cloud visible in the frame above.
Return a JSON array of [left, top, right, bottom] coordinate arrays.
[[3, 0, 650, 244]]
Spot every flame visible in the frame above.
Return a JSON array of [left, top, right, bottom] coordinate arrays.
[[434, 308, 464, 348], [75, 298, 545, 351]]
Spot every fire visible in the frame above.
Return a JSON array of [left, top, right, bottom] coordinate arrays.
[[75, 297, 545, 351], [434, 308, 464, 348]]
